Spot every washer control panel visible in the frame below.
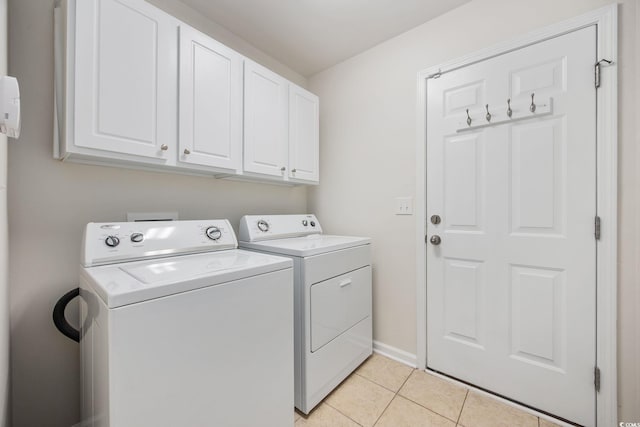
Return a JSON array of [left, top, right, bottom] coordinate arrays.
[[82, 219, 238, 267], [239, 214, 323, 242]]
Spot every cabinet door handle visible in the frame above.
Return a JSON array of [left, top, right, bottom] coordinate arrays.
[[160, 144, 168, 151], [281, 166, 286, 172], [339, 279, 352, 288], [183, 148, 191, 155], [291, 168, 297, 173]]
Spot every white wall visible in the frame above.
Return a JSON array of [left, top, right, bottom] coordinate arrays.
[[0, 0, 9, 425], [147, 0, 307, 88], [7, 1, 307, 426], [308, 0, 640, 421]]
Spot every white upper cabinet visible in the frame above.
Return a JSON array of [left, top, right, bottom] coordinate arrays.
[[243, 59, 289, 179], [178, 25, 243, 173], [243, 61, 319, 184], [288, 85, 319, 183], [55, 0, 319, 184], [72, 0, 178, 164]]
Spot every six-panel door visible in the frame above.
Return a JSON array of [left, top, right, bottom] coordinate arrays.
[[426, 27, 597, 426]]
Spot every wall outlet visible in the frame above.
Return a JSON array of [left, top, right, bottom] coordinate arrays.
[[395, 197, 414, 215]]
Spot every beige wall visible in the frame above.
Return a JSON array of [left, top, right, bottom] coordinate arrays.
[[6, 0, 640, 425], [7, 1, 307, 426], [308, 0, 640, 421], [0, 0, 8, 425]]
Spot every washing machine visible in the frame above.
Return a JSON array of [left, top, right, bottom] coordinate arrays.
[[79, 219, 294, 427], [238, 214, 372, 413]]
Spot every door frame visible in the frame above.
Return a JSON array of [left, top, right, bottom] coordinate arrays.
[[415, 5, 617, 426]]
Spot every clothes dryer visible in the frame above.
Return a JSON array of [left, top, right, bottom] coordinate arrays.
[[239, 214, 372, 413]]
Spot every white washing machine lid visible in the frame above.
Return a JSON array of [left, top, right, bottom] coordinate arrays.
[[239, 234, 370, 257], [81, 249, 292, 308]]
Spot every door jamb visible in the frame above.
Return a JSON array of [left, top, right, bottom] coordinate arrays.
[[415, 5, 617, 426]]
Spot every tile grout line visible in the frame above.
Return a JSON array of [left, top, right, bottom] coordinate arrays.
[[397, 370, 469, 424], [353, 367, 415, 395], [322, 400, 365, 427], [370, 368, 415, 427], [456, 389, 469, 426], [328, 365, 417, 427]]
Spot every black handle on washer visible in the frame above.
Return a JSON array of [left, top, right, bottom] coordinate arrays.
[[53, 288, 80, 343]]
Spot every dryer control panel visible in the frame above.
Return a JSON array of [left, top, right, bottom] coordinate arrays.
[[82, 219, 238, 267], [239, 214, 323, 242]]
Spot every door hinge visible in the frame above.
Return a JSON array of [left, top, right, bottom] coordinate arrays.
[[594, 216, 601, 240], [594, 366, 601, 392], [595, 59, 613, 89]]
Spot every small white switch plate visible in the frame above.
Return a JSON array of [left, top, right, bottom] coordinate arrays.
[[395, 197, 414, 215]]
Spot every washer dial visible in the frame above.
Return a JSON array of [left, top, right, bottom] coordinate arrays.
[[257, 220, 269, 232], [205, 226, 222, 241], [130, 232, 144, 243], [105, 235, 120, 248]]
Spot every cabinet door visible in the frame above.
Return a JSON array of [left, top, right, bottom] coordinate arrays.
[[243, 60, 289, 178], [178, 25, 242, 172], [74, 0, 178, 162], [289, 85, 319, 183]]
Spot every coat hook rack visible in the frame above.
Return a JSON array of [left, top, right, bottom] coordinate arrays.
[[456, 97, 553, 133]]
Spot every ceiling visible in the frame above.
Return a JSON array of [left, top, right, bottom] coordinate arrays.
[[179, 0, 470, 76]]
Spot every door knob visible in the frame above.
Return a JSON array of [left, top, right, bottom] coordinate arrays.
[[160, 144, 168, 151], [430, 235, 442, 245]]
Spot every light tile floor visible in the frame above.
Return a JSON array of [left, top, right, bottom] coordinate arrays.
[[295, 354, 563, 427]]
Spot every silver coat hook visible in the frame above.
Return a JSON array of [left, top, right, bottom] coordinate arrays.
[[466, 109, 472, 126], [507, 99, 512, 118], [530, 93, 536, 113], [485, 104, 491, 122]]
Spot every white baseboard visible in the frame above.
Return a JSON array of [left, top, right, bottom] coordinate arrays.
[[372, 340, 417, 368]]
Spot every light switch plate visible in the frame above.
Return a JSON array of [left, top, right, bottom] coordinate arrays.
[[395, 197, 414, 215]]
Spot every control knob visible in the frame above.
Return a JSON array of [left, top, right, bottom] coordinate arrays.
[[205, 226, 222, 241], [257, 220, 269, 232], [310, 221, 316, 227], [130, 232, 144, 243], [105, 235, 120, 248], [302, 220, 308, 226]]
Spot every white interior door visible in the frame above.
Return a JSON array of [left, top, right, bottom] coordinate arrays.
[[426, 27, 596, 426]]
